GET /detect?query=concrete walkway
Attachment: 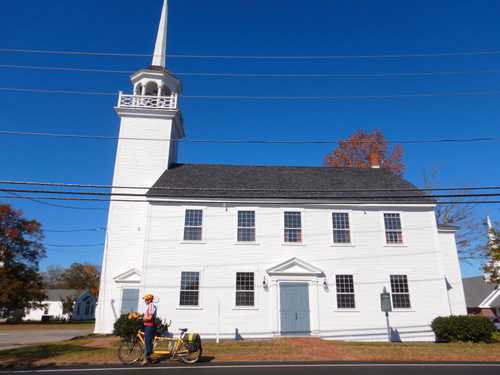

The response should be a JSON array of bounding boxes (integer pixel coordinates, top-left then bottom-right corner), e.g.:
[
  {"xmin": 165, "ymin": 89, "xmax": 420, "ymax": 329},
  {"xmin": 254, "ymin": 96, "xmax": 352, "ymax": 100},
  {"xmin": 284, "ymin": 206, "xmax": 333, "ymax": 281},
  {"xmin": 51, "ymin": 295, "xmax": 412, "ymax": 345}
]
[{"xmin": 0, "ymin": 329, "xmax": 93, "ymax": 350}]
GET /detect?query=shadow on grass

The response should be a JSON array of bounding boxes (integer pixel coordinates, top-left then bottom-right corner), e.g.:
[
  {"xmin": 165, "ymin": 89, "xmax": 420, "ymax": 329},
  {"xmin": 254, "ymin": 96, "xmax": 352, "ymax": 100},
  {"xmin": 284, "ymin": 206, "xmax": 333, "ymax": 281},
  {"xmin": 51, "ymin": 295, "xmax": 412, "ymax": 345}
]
[{"xmin": 0, "ymin": 342, "xmax": 102, "ymax": 366}]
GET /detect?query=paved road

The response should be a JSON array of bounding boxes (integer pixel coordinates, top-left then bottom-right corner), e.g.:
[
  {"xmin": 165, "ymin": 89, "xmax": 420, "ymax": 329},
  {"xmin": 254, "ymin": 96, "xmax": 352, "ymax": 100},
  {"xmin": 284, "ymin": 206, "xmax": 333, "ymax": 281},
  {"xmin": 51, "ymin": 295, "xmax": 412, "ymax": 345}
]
[
  {"xmin": 0, "ymin": 329, "xmax": 93, "ymax": 350},
  {"xmin": 1, "ymin": 363, "xmax": 500, "ymax": 375}
]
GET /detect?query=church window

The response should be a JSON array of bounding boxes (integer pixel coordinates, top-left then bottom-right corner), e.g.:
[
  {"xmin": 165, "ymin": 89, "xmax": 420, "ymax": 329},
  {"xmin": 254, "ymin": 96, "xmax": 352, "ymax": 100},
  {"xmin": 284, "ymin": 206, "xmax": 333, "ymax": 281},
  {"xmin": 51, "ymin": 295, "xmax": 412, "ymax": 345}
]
[
  {"xmin": 179, "ymin": 272, "xmax": 200, "ymax": 306},
  {"xmin": 237, "ymin": 211, "xmax": 255, "ymax": 242},
  {"xmin": 336, "ymin": 275, "xmax": 356, "ymax": 309},
  {"xmin": 120, "ymin": 288, "xmax": 139, "ymax": 315},
  {"xmin": 384, "ymin": 213, "xmax": 403, "ymax": 244},
  {"xmin": 390, "ymin": 275, "xmax": 411, "ymax": 309},
  {"xmin": 184, "ymin": 210, "xmax": 203, "ymax": 241},
  {"xmin": 235, "ymin": 272, "xmax": 255, "ymax": 307},
  {"xmin": 332, "ymin": 213, "xmax": 351, "ymax": 243},
  {"xmin": 284, "ymin": 211, "xmax": 302, "ymax": 242}
]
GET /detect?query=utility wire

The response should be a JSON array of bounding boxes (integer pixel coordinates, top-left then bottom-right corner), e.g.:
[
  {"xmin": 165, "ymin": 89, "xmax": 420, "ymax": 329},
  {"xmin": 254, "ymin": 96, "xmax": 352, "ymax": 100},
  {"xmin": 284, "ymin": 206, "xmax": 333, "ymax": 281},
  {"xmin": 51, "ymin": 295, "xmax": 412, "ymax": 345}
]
[
  {"xmin": 44, "ymin": 227, "xmax": 106, "ymax": 232},
  {"xmin": 0, "ymin": 130, "xmax": 499, "ymax": 145},
  {"xmin": 1, "ymin": 187, "xmax": 500, "ymax": 200},
  {"xmin": 2, "ymin": 87, "xmax": 499, "ymax": 99},
  {"xmin": 3, "ymin": 190, "xmax": 107, "ymax": 210},
  {"xmin": 1, "ymin": 194, "xmax": 499, "ymax": 205},
  {"xmin": 1, "ymin": 180, "xmax": 500, "ymax": 193},
  {"xmin": 1, "ymin": 48, "xmax": 500, "ymax": 59},
  {"xmin": 2, "ymin": 64, "xmax": 500, "ymax": 78}
]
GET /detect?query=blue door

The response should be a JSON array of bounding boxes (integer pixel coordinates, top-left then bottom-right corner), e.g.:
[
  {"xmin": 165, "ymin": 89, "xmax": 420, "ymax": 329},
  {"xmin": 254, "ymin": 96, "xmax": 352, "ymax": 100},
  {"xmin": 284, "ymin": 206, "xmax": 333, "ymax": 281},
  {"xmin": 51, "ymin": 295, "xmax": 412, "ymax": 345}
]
[{"xmin": 280, "ymin": 282, "xmax": 311, "ymax": 335}]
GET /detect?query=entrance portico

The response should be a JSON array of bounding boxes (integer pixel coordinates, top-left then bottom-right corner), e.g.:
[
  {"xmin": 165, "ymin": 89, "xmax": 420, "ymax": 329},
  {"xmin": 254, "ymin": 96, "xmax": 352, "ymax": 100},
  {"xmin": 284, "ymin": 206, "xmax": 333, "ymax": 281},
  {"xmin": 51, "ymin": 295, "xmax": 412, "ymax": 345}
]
[{"xmin": 266, "ymin": 257, "xmax": 325, "ymax": 337}]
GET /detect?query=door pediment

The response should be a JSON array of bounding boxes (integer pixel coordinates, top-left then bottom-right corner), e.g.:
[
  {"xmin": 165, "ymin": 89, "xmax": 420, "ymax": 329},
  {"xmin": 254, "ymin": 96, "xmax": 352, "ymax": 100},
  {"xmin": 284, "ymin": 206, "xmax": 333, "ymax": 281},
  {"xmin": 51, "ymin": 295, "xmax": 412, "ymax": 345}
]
[
  {"xmin": 267, "ymin": 257, "xmax": 324, "ymax": 276},
  {"xmin": 114, "ymin": 268, "xmax": 142, "ymax": 284}
]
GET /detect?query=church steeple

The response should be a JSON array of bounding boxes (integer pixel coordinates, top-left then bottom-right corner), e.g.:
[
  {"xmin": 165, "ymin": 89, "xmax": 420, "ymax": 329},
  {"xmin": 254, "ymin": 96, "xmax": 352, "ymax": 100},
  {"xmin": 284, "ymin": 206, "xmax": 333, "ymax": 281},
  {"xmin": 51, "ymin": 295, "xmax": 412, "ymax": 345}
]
[
  {"xmin": 152, "ymin": 0, "xmax": 168, "ymax": 68},
  {"xmin": 113, "ymin": 0, "xmax": 184, "ymax": 187}
]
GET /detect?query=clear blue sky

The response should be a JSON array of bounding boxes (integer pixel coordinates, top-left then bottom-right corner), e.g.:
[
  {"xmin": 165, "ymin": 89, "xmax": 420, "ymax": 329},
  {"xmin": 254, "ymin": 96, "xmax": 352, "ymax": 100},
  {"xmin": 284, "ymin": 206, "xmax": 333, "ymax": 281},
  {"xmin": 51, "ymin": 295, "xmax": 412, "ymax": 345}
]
[{"xmin": 0, "ymin": 0, "xmax": 498, "ymax": 278}]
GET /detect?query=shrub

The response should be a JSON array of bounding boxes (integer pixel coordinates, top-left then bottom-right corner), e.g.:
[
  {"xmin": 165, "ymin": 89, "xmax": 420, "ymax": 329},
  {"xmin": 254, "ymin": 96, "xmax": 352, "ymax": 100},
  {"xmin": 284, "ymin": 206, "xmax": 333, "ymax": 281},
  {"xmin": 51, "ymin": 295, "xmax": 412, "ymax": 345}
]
[
  {"xmin": 112, "ymin": 314, "xmax": 168, "ymax": 339},
  {"xmin": 113, "ymin": 314, "xmax": 144, "ymax": 339},
  {"xmin": 6, "ymin": 311, "xmax": 25, "ymax": 323},
  {"xmin": 431, "ymin": 315, "xmax": 496, "ymax": 343}
]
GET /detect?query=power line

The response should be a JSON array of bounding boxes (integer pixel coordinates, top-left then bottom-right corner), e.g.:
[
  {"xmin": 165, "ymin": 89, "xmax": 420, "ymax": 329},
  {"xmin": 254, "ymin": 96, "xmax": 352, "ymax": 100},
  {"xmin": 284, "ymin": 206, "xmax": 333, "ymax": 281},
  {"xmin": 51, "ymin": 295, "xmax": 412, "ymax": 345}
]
[
  {"xmin": 1, "ymin": 187, "xmax": 500, "ymax": 201},
  {"xmin": 4, "ymin": 86, "xmax": 500, "ymax": 99},
  {"xmin": 0, "ymin": 130, "xmax": 499, "ymax": 145},
  {"xmin": 1, "ymin": 194, "xmax": 499, "ymax": 205},
  {"xmin": 3, "ymin": 190, "xmax": 107, "ymax": 210},
  {"xmin": 2, "ymin": 64, "xmax": 500, "ymax": 78},
  {"xmin": 1, "ymin": 48, "xmax": 500, "ymax": 59},
  {"xmin": 44, "ymin": 227, "xmax": 106, "ymax": 233},
  {"xmin": 2, "ymin": 179, "xmax": 500, "ymax": 193},
  {"xmin": 2, "ymin": 87, "xmax": 500, "ymax": 99}
]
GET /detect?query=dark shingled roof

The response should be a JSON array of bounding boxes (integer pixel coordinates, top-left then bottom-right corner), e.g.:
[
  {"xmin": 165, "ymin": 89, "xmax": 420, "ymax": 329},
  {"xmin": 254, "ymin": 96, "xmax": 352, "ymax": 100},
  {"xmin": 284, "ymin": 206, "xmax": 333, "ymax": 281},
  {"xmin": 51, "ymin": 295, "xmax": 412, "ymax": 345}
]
[
  {"xmin": 147, "ymin": 164, "xmax": 435, "ymax": 203},
  {"xmin": 462, "ymin": 276, "xmax": 499, "ymax": 308}
]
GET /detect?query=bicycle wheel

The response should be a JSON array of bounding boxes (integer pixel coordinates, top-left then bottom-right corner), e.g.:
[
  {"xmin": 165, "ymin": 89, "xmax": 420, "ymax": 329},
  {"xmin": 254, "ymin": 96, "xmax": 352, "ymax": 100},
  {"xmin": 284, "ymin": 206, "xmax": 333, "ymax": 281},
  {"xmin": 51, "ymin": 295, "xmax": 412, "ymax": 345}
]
[
  {"xmin": 118, "ymin": 340, "xmax": 143, "ymax": 364},
  {"xmin": 179, "ymin": 341, "xmax": 202, "ymax": 363}
]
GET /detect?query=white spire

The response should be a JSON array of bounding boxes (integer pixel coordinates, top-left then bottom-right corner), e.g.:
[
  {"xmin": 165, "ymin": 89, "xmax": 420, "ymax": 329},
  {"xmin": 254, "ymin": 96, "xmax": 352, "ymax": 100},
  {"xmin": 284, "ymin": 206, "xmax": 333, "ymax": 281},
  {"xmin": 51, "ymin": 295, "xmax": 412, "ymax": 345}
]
[
  {"xmin": 487, "ymin": 215, "xmax": 495, "ymax": 244},
  {"xmin": 152, "ymin": 0, "xmax": 168, "ymax": 67}
]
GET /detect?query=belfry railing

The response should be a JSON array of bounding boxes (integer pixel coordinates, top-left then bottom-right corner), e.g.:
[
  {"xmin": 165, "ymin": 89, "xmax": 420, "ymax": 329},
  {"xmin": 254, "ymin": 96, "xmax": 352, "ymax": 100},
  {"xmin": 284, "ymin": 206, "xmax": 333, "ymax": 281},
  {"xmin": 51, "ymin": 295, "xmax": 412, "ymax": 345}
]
[{"xmin": 117, "ymin": 92, "xmax": 178, "ymax": 109}]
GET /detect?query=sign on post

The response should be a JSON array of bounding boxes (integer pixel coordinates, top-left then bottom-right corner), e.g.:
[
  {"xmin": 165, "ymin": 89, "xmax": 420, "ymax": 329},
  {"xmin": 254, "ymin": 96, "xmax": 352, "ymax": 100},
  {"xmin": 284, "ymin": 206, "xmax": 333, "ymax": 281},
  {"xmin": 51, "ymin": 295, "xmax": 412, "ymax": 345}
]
[
  {"xmin": 380, "ymin": 291, "xmax": 392, "ymax": 342},
  {"xmin": 380, "ymin": 292, "xmax": 392, "ymax": 312}
]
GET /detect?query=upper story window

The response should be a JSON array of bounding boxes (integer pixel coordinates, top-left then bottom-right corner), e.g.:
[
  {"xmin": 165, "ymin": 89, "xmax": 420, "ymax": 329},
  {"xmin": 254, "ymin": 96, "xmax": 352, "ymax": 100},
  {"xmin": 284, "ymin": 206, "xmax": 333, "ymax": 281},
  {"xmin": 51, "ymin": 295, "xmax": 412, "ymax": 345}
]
[
  {"xmin": 332, "ymin": 213, "xmax": 351, "ymax": 244},
  {"xmin": 179, "ymin": 271, "xmax": 200, "ymax": 306},
  {"xmin": 384, "ymin": 213, "xmax": 403, "ymax": 244},
  {"xmin": 390, "ymin": 275, "xmax": 411, "ymax": 309},
  {"xmin": 284, "ymin": 211, "xmax": 302, "ymax": 243},
  {"xmin": 237, "ymin": 211, "xmax": 256, "ymax": 242},
  {"xmin": 184, "ymin": 209, "xmax": 203, "ymax": 241},
  {"xmin": 335, "ymin": 275, "xmax": 356, "ymax": 309},
  {"xmin": 235, "ymin": 272, "xmax": 255, "ymax": 307}
]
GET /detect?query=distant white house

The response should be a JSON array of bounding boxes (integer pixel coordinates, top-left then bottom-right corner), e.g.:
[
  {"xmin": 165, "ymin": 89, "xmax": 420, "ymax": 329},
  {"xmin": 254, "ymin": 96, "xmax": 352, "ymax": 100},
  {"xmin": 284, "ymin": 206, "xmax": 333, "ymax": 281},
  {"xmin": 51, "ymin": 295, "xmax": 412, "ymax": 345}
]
[
  {"xmin": 94, "ymin": 0, "xmax": 467, "ymax": 341},
  {"xmin": 24, "ymin": 290, "xmax": 97, "ymax": 321}
]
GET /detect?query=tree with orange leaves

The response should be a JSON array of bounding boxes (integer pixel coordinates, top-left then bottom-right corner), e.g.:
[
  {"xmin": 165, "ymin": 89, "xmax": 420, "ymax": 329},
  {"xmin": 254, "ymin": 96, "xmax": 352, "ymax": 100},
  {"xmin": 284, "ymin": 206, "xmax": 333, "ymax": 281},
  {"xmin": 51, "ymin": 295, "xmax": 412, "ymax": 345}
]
[
  {"xmin": 61, "ymin": 262, "xmax": 100, "ymax": 297},
  {"xmin": 0, "ymin": 203, "xmax": 47, "ymax": 314},
  {"xmin": 323, "ymin": 129, "xmax": 405, "ymax": 176}
]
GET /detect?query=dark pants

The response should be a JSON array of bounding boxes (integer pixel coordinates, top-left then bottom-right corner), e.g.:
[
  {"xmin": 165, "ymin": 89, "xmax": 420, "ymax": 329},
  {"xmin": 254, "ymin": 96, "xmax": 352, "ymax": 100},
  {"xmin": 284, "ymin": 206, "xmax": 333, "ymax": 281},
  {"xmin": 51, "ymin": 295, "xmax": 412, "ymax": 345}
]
[{"xmin": 144, "ymin": 325, "xmax": 156, "ymax": 358}]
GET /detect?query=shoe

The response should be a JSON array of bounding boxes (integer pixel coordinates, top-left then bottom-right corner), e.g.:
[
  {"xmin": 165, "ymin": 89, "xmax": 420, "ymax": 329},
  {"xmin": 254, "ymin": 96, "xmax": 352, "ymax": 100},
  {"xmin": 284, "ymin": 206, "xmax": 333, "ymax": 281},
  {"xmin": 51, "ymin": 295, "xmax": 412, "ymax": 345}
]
[{"xmin": 141, "ymin": 358, "xmax": 151, "ymax": 365}]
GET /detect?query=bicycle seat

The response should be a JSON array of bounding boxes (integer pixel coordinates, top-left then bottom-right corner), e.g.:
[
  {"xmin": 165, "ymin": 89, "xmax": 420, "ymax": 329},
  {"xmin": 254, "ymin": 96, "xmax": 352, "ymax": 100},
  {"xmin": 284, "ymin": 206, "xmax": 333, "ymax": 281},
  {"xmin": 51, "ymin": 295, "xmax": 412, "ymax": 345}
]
[{"xmin": 179, "ymin": 328, "xmax": 188, "ymax": 333}]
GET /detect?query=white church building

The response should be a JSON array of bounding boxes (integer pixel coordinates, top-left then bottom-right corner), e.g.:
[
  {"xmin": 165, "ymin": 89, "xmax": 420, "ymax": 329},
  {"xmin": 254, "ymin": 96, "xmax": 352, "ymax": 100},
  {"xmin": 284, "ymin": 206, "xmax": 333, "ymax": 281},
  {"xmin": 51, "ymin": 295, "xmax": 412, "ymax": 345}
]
[{"xmin": 95, "ymin": 0, "xmax": 467, "ymax": 341}]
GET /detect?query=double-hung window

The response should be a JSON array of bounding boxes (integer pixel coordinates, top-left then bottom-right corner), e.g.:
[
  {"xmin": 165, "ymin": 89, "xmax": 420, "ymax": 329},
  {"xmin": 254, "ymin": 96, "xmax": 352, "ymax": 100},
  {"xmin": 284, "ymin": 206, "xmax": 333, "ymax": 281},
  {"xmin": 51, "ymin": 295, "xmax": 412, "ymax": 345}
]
[
  {"xmin": 332, "ymin": 213, "xmax": 351, "ymax": 244},
  {"xmin": 384, "ymin": 213, "xmax": 403, "ymax": 244},
  {"xmin": 237, "ymin": 211, "xmax": 256, "ymax": 242},
  {"xmin": 336, "ymin": 275, "xmax": 356, "ymax": 309},
  {"xmin": 179, "ymin": 271, "xmax": 200, "ymax": 306},
  {"xmin": 284, "ymin": 211, "xmax": 302, "ymax": 243},
  {"xmin": 235, "ymin": 272, "xmax": 255, "ymax": 307},
  {"xmin": 390, "ymin": 275, "xmax": 411, "ymax": 309},
  {"xmin": 184, "ymin": 209, "xmax": 203, "ymax": 241}
]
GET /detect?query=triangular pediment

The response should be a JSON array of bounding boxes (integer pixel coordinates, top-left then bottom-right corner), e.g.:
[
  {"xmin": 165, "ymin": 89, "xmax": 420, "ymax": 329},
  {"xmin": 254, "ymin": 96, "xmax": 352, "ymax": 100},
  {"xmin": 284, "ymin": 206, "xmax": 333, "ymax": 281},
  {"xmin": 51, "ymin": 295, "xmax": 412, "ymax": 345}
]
[
  {"xmin": 114, "ymin": 268, "xmax": 142, "ymax": 284},
  {"xmin": 267, "ymin": 257, "xmax": 324, "ymax": 276}
]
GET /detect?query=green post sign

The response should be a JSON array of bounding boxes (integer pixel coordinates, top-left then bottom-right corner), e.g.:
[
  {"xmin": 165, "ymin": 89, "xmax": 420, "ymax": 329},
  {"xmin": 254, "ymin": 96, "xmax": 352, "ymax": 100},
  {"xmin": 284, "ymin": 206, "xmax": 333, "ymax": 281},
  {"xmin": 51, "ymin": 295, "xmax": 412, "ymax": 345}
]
[{"xmin": 380, "ymin": 292, "xmax": 392, "ymax": 312}]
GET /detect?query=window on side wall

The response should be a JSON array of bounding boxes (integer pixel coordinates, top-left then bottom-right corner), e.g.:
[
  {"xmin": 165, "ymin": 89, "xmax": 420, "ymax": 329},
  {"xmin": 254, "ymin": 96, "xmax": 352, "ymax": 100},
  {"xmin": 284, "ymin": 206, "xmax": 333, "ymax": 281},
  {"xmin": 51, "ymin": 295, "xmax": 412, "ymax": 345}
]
[
  {"xmin": 336, "ymin": 275, "xmax": 356, "ymax": 309},
  {"xmin": 332, "ymin": 213, "xmax": 351, "ymax": 244},
  {"xmin": 390, "ymin": 275, "xmax": 411, "ymax": 308},
  {"xmin": 179, "ymin": 272, "xmax": 200, "ymax": 306},
  {"xmin": 120, "ymin": 288, "xmax": 139, "ymax": 315},
  {"xmin": 284, "ymin": 211, "xmax": 302, "ymax": 243},
  {"xmin": 237, "ymin": 211, "xmax": 256, "ymax": 242},
  {"xmin": 235, "ymin": 272, "xmax": 255, "ymax": 307},
  {"xmin": 184, "ymin": 209, "xmax": 203, "ymax": 241},
  {"xmin": 384, "ymin": 213, "xmax": 403, "ymax": 244}
]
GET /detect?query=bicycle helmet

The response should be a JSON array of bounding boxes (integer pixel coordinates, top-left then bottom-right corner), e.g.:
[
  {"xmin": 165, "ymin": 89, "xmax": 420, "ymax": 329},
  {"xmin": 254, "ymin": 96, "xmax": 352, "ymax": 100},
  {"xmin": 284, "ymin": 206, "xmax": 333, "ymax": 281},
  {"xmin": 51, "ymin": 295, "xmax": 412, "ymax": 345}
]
[{"xmin": 143, "ymin": 294, "xmax": 154, "ymax": 301}]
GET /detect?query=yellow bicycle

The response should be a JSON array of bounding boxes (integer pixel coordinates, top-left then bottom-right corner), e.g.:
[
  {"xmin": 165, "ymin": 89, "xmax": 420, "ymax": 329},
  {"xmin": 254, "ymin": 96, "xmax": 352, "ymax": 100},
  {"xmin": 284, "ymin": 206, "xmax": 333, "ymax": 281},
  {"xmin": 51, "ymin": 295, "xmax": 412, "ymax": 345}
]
[{"xmin": 118, "ymin": 321, "xmax": 202, "ymax": 364}]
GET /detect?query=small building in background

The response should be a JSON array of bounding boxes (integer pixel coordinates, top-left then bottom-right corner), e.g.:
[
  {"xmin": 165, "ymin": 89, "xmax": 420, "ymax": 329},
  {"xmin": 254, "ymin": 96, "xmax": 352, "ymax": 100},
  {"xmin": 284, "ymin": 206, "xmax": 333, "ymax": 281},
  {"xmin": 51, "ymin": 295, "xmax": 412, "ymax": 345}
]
[
  {"xmin": 24, "ymin": 289, "xmax": 96, "ymax": 321},
  {"xmin": 462, "ymin": 276, "xmax": 500, "ymax": 317}
]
